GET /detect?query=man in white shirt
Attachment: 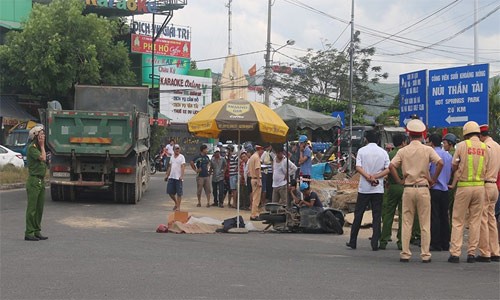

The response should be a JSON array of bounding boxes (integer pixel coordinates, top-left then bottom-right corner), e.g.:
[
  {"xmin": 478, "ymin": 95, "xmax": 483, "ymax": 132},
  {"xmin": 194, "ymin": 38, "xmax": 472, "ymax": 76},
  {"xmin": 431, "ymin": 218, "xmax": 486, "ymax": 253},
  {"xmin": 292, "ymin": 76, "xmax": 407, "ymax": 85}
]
[
  {"xmin": 346, "ymin": 130, "xmax": 390, "ymax": 251},
  {"xmin": 165, "ymin": 144, "xmax": 185, "ymax": 211},
  {"xmin": 164, "ymin": 139, "xmax": 175, "ymax": 171},
  {"xmin": 272, "ymin": 148, "xmax": 297, "ymax": 205}
]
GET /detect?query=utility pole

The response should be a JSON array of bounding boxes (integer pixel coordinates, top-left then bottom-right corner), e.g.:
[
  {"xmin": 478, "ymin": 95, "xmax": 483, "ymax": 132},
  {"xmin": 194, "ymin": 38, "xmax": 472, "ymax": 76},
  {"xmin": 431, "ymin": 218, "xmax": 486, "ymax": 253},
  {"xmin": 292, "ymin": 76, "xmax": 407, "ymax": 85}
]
[
  {"xmin": 264, "ymin": 0, "xmax": 272, "ymax": 106},
  {"xmin": 226, "ymin": 0, "xmax": 232, "ymax": 55},
  {"xmin": 347, "ymin": 0, "xmax": 354, "ymax": 173},
  {"xmin": 474, "ymin": 0, "xmax": 478, "ymax": 64}
]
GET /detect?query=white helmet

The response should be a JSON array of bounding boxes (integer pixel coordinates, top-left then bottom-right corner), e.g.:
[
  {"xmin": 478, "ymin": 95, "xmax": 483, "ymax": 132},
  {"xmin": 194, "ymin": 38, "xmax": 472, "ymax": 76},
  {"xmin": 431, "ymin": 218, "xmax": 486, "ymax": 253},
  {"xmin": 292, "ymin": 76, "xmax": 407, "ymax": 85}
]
[{"xmin": 29, "ymin": 124, "xmax": 44, "ymax": 140}]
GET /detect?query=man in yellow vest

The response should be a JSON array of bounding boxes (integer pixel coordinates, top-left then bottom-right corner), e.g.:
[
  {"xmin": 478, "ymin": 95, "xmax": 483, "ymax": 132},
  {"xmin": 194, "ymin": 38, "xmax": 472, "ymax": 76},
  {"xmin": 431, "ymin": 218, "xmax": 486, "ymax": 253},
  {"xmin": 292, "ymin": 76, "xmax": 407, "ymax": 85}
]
[
  {"xmin": 477, "ymin": 124, "xmax": 500, "ymax": 262},
  {"xmin": 448, "ymin": 121, "xmax": 490, "ymax": 263}
]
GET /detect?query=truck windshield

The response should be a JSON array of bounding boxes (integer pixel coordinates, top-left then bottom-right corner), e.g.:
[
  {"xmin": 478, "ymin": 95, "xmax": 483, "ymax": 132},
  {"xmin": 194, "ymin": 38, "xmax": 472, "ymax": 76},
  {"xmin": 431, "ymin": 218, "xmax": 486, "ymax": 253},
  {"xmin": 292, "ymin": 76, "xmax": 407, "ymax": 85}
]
[{"xmin": 5, "ymin": 131, "xmax": 29, "ymax": 147}]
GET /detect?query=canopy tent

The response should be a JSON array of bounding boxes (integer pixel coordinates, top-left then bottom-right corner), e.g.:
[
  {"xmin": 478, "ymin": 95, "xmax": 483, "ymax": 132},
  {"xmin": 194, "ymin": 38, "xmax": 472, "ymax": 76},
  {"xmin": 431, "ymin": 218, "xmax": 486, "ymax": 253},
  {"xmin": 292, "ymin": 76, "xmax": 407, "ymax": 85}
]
[{"xmin": 273, "ymin": 104, "xmax": 341, "ymax": 131}]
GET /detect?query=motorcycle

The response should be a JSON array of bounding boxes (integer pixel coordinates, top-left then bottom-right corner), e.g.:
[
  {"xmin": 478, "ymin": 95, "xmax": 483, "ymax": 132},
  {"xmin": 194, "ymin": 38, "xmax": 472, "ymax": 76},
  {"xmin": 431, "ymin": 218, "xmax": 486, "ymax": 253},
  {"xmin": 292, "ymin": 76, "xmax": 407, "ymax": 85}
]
[{"xmin": 259, "ymin": 203, "xmax": 345, "ymax": 234}]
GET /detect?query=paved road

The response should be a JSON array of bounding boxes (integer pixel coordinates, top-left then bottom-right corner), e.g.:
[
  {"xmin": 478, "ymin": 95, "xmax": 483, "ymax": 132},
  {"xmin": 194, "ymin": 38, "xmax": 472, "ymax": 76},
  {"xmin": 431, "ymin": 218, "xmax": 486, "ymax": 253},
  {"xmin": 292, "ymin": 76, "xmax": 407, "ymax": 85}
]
[{"xmin": 1, "ymin": 171, "xmax": 499, "ymax": 300}]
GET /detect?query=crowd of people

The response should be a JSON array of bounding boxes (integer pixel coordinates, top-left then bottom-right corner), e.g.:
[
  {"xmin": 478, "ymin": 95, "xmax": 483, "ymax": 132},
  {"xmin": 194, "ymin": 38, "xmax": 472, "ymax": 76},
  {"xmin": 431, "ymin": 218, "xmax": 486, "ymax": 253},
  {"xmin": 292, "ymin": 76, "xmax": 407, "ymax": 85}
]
[
  {"xmin": 161, "ymin": 135, "xmax": 321, "ymax": 221},
  {"xmin": 347, "ymin": 119, "xmax": 500, "ymax": 264}
]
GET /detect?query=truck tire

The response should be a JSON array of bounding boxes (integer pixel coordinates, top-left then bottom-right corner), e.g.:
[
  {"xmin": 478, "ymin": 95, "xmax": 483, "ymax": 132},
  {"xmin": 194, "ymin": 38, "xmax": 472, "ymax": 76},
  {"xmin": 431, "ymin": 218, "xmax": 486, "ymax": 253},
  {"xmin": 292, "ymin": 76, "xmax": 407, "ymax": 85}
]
[
  {"xmin": 51, "ymin": 184, "xmax": 62, "ymax": 201},
  {"xmin": 319, "ymin": 210, "xmax": 343, "ymax": 234},
  {"xmin": 63, "ymin": 186, "xmax": 76, "ymax": 202}
]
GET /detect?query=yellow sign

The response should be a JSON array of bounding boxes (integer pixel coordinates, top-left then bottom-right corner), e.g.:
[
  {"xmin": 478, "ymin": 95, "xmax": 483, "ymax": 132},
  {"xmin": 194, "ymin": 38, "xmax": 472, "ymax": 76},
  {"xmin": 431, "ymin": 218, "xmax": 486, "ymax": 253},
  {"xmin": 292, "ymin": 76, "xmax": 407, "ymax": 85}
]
[{"xmin": 226, "ymin": 103, "xmax": 250, "ymax": 116}]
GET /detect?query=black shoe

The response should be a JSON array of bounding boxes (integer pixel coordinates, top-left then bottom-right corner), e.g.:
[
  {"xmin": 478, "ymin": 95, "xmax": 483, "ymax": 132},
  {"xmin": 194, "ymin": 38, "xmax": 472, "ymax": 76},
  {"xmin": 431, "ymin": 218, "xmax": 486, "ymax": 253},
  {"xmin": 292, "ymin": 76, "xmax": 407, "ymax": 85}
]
[
  {"xmin": 24, "ymin": 236, "xmax": 39, "ymax": 241},
  {"xmin": 491, "ymin": 256, "xmax": 500, "ymax": 262},
  {"xmin": 422, "ymin": 259, "xmax": 432, "ymax": 263},
  {"xmin": 399, "ymin": 258, "xmax": 409, "ymax": 262},
  {"xmin": 379, "ymin": 244, "xmax": 387, "ymax": 250},
  {"xmin": 372, "ymin": 246, "xmax": 379, "ymax": 251},
  {"xmin": 35, "ymin": 234, "xmax": 48, "ymax": 240},
  {"xmin": 466, "ymin": 255, "xmax": 475, "ymax": 263},
  {"xmin": 429, "ymin": 246, "xmax": 442, "ymax": 252},
  {"xmin": 475, "ymin": 255, "xmax": 490, "ymax": 263},
  {"xmin": 448, "ymin": 255, "xmax": 459, "ymax": 263},
  {"xmin": 250, "ymin": 216, "xmax": 260, "ymax": 221},
  {"xmin": 211, "ymin": 203, "xmax": 218, "ymax": 206},
  {"xmin": 345, "ymin": 242, "xmax": 356, "ymax": 250}
]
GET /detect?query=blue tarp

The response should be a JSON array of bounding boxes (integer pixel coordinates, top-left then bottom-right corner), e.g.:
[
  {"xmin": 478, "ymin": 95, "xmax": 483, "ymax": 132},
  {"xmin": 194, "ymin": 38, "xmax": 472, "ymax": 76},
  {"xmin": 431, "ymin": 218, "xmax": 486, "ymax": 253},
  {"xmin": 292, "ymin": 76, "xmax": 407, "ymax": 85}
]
[{"xmin": 311, "ymin": 163, "xmax": 333, "ymax": 180}]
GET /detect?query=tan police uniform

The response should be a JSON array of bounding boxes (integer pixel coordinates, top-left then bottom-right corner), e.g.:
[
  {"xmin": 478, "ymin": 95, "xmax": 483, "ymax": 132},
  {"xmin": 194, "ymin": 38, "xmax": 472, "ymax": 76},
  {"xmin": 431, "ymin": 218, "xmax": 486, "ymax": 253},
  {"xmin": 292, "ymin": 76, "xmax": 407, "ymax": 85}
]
[
  {"xmin": 248, "ymin": 147, "xmax": 263, "ymax": 218},
  {"xmin": 478, "ymin": 125, "xmax": 500, "ymax": 259},
  {"xmin": 390, "ymin": 119, "xmax": 442, "ymax": 262},
  {"xmin": 450, "ymin": 122, "xmax": 490, "ymax": 259}
]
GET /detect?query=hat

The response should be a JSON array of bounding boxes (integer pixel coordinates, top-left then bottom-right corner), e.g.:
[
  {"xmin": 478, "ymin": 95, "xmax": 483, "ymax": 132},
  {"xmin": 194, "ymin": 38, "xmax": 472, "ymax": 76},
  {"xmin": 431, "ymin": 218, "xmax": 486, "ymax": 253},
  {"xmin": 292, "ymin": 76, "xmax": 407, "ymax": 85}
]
[
  {"xmin": 174, "ymin": 144, "xmax": 180, "ymax": 149},
  {"xmin": 406, "ymin": 119, "xmax": 426, "ymax": 135},
  {"xmin": 479, "ymin": 124, "xmax": 488, "ymax": 133},
  {"xmin": 298, "ymin": 135, "xmax": 307, "ymax": 143},
  {"xmin": 214, "ymin": 147, "xmax": 220, "ymax": 153},
  {"xmin": 217, "ymin": 142, "xmax": 223, "ymax": 146},
  {"xmin": 255, "ymin": 144, "xmax": 263, "ymax": 150},
  {"xmin": 299, "ymin": 182, "xmax": 309, "ymax": 191}
]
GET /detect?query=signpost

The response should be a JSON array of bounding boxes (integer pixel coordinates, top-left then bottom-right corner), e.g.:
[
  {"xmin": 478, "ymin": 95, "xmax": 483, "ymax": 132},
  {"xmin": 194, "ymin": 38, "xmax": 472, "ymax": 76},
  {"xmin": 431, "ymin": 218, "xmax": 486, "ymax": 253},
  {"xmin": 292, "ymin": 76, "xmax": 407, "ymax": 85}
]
[
  {"xmin": 399, "ymin": 70, "xmax": 427, "ymax": 127},
  {"xmin": 428, "ymin": 64, "xmax": 489, "ymax": 128},
  {"xmin": 331, "ymin": 111, "xmax": 345, "ymax": 128}
]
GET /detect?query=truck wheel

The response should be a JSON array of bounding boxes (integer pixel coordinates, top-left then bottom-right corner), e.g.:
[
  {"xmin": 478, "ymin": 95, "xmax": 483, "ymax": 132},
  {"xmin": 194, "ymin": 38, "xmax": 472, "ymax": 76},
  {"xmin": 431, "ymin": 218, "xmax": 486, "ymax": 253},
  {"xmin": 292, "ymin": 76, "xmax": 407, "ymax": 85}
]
[
  {"xmin": 113, "ymin": 182, "xmax": 125, "ymax": 203},
  {"xmin": 62, "ymin": 186, "xmax": 76, "ymax": 202},
  {"xmin": 51, "ymin": 184, "xmax": 62, "ymax": 201},
  {"xmin": 126, "ymin": 182, "xmax": 139, "ymax": 204},
  {"xmin": 319, "ymin": 210, "xmax": 343, "ymax": 234}
]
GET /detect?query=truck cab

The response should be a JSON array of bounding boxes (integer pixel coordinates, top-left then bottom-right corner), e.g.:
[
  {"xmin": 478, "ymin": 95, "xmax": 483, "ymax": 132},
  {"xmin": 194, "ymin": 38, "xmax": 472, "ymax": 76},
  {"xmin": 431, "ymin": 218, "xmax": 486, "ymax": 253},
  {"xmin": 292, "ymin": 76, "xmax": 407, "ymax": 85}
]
[{"xmin": 4, "ymin": 120, "xmax": 38, "ymax": 165}]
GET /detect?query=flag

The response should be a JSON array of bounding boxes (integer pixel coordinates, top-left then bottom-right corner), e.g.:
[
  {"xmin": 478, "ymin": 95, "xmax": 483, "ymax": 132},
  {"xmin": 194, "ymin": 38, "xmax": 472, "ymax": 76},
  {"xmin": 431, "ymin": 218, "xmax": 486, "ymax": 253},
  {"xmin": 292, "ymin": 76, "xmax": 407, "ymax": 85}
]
[{"xmin": 248, "ymin": 64, "xmax": 257, "ymax": 77}]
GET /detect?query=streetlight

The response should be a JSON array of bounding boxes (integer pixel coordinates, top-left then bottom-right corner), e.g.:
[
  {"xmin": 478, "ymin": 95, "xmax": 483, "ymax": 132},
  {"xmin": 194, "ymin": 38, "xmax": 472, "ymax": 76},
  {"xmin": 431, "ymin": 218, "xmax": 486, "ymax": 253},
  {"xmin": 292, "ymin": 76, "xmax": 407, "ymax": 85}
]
[{"xmin": 264, "ymin": 39, "xmax": 295, "ymax": 106}]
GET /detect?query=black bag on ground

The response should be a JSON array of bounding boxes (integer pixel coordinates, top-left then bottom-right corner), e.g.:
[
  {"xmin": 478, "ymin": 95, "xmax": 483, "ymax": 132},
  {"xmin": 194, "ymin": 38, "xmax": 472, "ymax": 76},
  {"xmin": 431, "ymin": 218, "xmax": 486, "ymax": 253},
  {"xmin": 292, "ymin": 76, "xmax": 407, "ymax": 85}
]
[{"xmin": 221, "ymin": 216, "xmax": 245, "ymax": 232}]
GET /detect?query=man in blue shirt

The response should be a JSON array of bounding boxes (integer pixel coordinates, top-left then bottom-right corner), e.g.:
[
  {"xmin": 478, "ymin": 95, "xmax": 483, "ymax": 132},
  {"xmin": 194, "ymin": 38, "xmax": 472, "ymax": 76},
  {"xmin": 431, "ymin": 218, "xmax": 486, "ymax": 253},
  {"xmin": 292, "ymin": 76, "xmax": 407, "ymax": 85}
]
[
  {"xmin": 298, "ymin": 135, "xmax": 312, "ymax": 188},
  {"xmin": 429, "ymin": 134, "xmax": 453, "ymax": 251}
]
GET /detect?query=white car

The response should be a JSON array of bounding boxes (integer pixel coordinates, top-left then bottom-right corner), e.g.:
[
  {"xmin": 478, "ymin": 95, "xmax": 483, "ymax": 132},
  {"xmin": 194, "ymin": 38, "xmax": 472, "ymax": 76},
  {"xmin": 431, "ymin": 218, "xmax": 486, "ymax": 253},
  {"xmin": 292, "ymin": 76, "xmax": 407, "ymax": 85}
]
[{"xmin": 0, "ymin": 145, "xmax": 25, "ymax": 168}]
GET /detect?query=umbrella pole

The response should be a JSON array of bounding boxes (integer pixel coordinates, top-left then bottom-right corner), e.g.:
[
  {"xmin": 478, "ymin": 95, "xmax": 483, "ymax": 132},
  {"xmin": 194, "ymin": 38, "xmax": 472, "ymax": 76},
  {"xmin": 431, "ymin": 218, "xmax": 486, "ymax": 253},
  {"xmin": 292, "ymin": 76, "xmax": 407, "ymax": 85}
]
[{"xmin": 237, "ymin": 130, "xmax": 240, "ymax": 228}]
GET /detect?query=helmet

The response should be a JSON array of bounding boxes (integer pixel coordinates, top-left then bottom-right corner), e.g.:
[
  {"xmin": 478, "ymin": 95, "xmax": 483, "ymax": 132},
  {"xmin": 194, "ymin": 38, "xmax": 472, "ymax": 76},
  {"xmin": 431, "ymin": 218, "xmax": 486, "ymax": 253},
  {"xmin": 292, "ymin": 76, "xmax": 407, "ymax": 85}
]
[
  {"xmin": 28, "ymin": 124, "xmax": 44, "ymax": 140},
  {"xmin": 156, "ymin": 224, "xmax": 168, "ymax": 233},
  {"xmin": 462, "ymin": 121, "xmax": 480, "ymax": 136},
  {"xmin": 298, "ymin": 135, "xmax": 307, "ymax": 143},
  {"xmin": 299, "ymin": 182, "xmax": 309, "ymax": 191},
  {"xmin": 443, "ymin": 133, "xmax": 457, "ymax": 145}
]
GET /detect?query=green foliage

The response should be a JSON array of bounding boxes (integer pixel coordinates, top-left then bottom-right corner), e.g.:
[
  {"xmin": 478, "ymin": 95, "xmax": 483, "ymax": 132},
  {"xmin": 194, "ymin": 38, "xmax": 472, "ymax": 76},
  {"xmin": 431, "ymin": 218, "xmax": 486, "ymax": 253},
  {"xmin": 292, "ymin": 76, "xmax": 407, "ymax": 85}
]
[
  {"xmin": 375, "ymin": 94, "xmax": 400, "ymax": 125},
  {"xmin": 274, "ymin": 31, "xmax": 388, "ymax": 124},
  {"xmin": 489, "ymin": 76, "xmax": 500, "ymax": 141},
  {"xmin": 150, "ymin": 124, "xmax": 169, "ymax": 157},
  {"xmin": 0, "ymin": 0, "xmax": 136, "ymax": 105}
]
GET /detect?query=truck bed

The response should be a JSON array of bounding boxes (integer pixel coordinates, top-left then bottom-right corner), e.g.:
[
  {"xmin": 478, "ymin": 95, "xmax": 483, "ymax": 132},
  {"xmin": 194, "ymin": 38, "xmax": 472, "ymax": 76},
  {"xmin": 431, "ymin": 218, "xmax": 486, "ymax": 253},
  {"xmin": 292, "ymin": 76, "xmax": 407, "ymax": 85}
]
[{"xmin": 47, "ymin": 110, "xmax": 135, "ymax": 157}]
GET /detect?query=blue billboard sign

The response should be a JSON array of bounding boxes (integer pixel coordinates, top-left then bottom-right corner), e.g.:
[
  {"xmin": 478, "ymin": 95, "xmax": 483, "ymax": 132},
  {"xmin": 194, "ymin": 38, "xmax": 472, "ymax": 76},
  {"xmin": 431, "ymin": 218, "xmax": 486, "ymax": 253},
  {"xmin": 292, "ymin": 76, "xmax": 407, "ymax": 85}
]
[
  {"xmin": 331, "ymin": 111, "xmax": 345, "ymax": 128},
  {"xmin": 428, "ymin": 64, "xmax": 489, "ymax": 128},
  {"xmin": 399, "ymin": 70, "xmax": 427, "ymax": 127}
]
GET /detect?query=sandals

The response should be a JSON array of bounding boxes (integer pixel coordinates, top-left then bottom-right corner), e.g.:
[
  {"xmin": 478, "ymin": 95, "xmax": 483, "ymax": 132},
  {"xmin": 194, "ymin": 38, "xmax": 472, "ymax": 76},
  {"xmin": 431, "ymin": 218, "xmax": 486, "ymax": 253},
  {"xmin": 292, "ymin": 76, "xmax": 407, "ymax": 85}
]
[
  {"xmin": 196, "ymin": 203, "xmax": 201, "ymax": 207},
  {"xmin": 172, "ymin": 206, "xmax": 177, "ymax": 211},
  {"xmin": 206, "ymin": 203, "xmax": 211, "ymax": 208}
]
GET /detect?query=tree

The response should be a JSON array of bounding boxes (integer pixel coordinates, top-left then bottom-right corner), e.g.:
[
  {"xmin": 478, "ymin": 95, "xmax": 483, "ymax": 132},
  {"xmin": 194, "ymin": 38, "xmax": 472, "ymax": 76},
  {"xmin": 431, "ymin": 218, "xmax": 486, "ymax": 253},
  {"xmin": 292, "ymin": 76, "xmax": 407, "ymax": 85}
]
[
  {"xmin": 0, "ymin": 0, "xmax": 136, "ymax": 107},
  {"xmin": 489, "ymin": 76, "xmax": 500, "ymax": 141},
  {"xmin": 375, "ymin": 94, "xmax": 400, "ymax": 126},
  {"xmin": 273, "ymin": 31, "xmax": 388, "ymax": 124}
]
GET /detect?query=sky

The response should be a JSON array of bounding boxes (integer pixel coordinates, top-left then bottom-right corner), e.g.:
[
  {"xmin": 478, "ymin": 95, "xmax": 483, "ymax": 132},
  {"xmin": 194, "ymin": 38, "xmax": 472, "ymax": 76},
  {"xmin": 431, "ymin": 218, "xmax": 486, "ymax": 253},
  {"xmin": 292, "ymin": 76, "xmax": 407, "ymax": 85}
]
[{"xmin": 133, "ymin": 0, "xmax": 500, "ymax": 85}]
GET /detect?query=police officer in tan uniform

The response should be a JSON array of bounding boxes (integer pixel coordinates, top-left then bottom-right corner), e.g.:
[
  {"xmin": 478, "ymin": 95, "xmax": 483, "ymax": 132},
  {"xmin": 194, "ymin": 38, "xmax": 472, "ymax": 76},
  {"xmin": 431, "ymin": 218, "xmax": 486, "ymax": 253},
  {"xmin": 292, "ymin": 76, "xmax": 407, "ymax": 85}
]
[
  {"xmin": 477, "ymin": 124, "xmax": 500, "ymax": 262},
  {"xmin": 448, "ymin": 121, "xmax": 490, "ymax": 263},
  {"xmin": 389, "ymin": 119, "xmax": 443, "ymax": 263}
]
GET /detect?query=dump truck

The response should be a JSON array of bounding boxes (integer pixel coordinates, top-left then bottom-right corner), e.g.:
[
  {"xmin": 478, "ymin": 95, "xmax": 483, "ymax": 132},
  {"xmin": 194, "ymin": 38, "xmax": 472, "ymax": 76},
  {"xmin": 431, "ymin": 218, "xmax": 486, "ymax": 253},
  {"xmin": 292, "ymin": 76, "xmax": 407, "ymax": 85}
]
[{"xmin": 42, "ymin": 85, "xmax": 151, "ymax": 204}]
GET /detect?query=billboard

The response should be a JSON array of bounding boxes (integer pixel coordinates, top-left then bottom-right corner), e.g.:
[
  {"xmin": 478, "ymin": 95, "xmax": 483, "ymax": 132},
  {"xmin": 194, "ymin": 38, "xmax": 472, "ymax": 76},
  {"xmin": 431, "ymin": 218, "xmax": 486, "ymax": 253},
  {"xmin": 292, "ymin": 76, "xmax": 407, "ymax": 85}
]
[
  {"xmin": 131, "ymin": 34, "xmax": 190, "ymax": 58},
  {"xmin": 141, "ymin": 54, "xmax": 190, "ymax": 86},
  {"xmin": 159, "ymin": 73, "xmax": 212, "ymax": 124},
  {"xmin": 130, "ymin": 21, "xmax": 191, "ymax": 42},
  {"xmin": 428, "ymin": 64, "xmax": 489, "ymax": 127},
  {"xmin": 399, "ymin": 70, "xmax": 427, "ymax": 126}
]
